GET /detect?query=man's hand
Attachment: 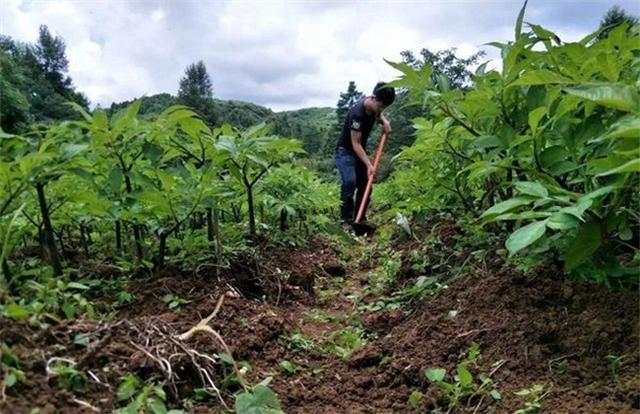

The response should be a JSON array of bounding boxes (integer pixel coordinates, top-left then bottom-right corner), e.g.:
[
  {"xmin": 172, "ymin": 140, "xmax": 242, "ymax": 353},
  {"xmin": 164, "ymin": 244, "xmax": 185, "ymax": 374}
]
[
  {"xmin": 367, "ymin": 163, "xmax": 375, "ymax": 180},
  {"xmin": 380, "ymin": 115, "xmax": 392, "ymax": 135}
]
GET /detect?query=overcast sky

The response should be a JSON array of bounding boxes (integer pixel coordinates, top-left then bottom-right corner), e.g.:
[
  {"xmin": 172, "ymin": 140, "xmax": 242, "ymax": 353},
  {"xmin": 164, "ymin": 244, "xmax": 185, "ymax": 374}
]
[{"xmin": 2, "ymin": 0, "xmax": 637, "ymax": 111}]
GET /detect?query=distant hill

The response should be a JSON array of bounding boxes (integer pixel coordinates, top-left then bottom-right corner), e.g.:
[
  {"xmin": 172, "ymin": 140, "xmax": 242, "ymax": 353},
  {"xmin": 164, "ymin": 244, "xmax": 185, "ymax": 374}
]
[
  {"xmin": 107, "ymin": 94, "xmax": 336, "ymax": 156},
  {"xmin": 273, "ymin": 107, "xmax": 336, "ymax": 155}
]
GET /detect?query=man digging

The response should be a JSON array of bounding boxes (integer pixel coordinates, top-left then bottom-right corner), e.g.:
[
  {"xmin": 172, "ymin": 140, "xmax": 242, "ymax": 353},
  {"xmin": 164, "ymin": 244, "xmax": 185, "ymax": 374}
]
[{"xmin": 334, "ymin": 82, "xmax": 396, "ymax": 233}]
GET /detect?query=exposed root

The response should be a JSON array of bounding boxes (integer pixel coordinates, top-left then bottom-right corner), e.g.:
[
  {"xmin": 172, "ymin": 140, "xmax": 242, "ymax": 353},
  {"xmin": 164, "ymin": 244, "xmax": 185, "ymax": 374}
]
[
  {"xmin": 72, "ymin": 398, "xmax": 100, "ymax": 412},
  {"xmin": 177, "ymin": 290, "xmax": 237, "ymax": 341},
  {"xmin": 176, "ymin": 290, "xmax": 247, "ymax": 391}
]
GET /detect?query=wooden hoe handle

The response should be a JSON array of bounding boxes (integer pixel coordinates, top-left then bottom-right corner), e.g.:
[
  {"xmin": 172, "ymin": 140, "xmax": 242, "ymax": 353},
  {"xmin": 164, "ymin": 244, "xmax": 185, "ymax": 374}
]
[{"xmin": 355, "ymin": 131, "xmax": 388, "ymax": 224}]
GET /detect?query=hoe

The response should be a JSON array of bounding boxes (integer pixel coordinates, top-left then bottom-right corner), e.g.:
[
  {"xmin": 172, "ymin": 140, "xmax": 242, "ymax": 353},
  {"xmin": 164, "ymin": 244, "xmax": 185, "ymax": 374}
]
[{"xmin": 352, "ymin": 131, "xmax": 389, "ymax": 237}]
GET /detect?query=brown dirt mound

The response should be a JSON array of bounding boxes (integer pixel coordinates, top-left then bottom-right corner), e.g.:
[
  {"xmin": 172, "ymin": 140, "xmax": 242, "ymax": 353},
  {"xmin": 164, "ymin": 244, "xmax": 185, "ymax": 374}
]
[
  {"xmin": 0, "ymin": 289, "xmax": 291, "ymax": 413},
  {"xmin": 2, "ymin": 232, "xmax": 638, "ymax": 413},
  {"xmin": 274, "ymin": 267, "xmax": 639, "ymax": 413}
]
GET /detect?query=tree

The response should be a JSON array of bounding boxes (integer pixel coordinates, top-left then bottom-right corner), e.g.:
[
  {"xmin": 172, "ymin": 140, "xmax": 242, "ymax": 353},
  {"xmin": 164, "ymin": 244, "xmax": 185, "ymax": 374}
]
[
  {"xmin": 34, "ymin": 25, "xmax": 70, "ymax": 95},
  {"xmin": 597, "ymin": 5, "xmax": 639, "ymax": 41},
  {"xmin": 400, "ymin": 48, "xmax": 485, "ymax": 90},
  {"xmin": 215, "ymin": 123, "xmax": 304, "ymax": 237},
  {"xmin": 336, "ymin": 81, "xmax": 364, "ymax": 126},
  {"xmin": 0, "ymin": 50, "xmax": 32, "ymax": 132},
  {"xmin": 178, "ymin": 61, "xmax": 215, "ymax": 124},
  {"xmin": 0, "ymin": 30, "xmax": 89, "ymax": 128}
]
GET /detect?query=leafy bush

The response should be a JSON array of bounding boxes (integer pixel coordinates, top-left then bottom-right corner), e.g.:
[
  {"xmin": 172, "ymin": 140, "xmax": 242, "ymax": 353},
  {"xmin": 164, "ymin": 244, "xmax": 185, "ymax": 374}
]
[{"xmin": 385, "ymin": 3, "xmax": 639, "ymax": 285}]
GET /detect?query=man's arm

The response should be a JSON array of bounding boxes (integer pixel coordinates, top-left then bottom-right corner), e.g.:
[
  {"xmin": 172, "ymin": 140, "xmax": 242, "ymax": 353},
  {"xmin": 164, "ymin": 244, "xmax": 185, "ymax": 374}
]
[
  {"xmin": 350, "ymin": 130, "xmax": 375, "ymax": 178},
  {"xmin": 379, "ymin": 113, "xmax": 392, "ymax": 134}
]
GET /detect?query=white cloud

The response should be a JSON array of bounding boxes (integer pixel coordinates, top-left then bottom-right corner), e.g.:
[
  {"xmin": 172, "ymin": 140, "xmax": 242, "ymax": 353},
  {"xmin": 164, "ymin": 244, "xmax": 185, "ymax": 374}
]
[{"xmin": 2, "ymin": 0, "xmax": 636, "ymax": 111}]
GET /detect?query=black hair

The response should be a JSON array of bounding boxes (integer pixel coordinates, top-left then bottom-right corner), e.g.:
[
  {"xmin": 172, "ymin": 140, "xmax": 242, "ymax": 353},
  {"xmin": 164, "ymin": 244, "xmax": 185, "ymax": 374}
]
[{"xmin": 372, "ymin": 81, "xmax": 396, "ymax": 106}]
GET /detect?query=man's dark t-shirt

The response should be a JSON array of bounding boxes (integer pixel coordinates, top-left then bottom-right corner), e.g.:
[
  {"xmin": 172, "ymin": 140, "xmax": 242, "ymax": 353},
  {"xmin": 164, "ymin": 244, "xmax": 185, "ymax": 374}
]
[{"xmin": 336, "ymin": 98, "xmax": 377, "ymax": 152}]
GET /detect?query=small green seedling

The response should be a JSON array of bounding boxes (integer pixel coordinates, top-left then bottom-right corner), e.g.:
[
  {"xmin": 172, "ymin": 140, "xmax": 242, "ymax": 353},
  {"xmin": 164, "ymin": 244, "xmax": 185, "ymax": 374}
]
[
  {"xmin": 115, "ymin": 291, "xmax": 134, "ymax": 306},
  {"xmin": 161, "ymin": 294, "xmax": 191, "ymax": 310},
  {"xmin": 235, "ymin": 378, "xmax": 284, "ymax": 414},
  {"xmin": 408, "ymin": 389, "xmax": 424, "ymax": 408},
  {"xmin": 286, "ymin": 333, "xmax": 315, "ymax": 352},
  {"xmin": 605, "ymin": 354, "xmax": 626, "ymax": 382},
  {"xmin": 424, "ymin": 344, "xmax": 501, "ymax": 411},
  {"xmin": 323, "ymin": 326, "xmax": 368, "ymax": 359},
  {"xmin": 1, "ymin": 343, "xmax": 26, "ymax": 390},
  {"xmin": 513, "ymin": 384, "xmax": 549, "ymax": 414},
  {"xmin": 50, "ymin": 362, "xmax": 87, "ymax": 392},
  {"xmin": 279, "ymin": 360, "xmax": 300, "ymax": 375},
  {"xmin": 303, "ymin": 308, "xmax": 342, "ymax": 323},
  {"xmin": 114, "ymin": 374, "xmax": 185, "ymax": 414}
]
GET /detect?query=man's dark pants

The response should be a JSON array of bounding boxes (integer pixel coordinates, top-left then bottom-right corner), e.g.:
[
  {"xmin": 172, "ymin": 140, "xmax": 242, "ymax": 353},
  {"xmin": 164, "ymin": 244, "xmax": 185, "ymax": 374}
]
[{"xmin": 335, "ymin": 146, "xmax": 370, "ymax": 223}]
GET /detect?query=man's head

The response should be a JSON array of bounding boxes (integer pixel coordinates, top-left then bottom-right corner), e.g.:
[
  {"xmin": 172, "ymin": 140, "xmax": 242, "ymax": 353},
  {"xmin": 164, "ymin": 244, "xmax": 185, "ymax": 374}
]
[{"xmin": 372, "ymin": 81, "xmax": 396, "ymax": 110}]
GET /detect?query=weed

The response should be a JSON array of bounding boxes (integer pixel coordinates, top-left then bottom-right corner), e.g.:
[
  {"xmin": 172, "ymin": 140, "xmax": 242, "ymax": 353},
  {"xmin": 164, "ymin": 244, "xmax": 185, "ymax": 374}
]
[
  {"xmin": 513, "ymin": 384, "xmax": 549, "ymax": 414},
  {"xmin": 303, "ymin": 308, "xmax": 342, "ymax": 323},
  {"xmin": 424, "ymin": 344, "xmax": 501, "ymax": 411},
  {"xmin": 235, "ymin": 378, "xmax": 284, "ymax": 414},
  {"xmin": 114, "ymin": 374, "xmax": 185, "ymax": 414},
  {"xmin": 279, "ymin": 360, "xmax": 300, "ymax": 375},
  {"xmin": 367, "ymin": 249, "xmax": 402, "ymax": 291},
  {"xmin": 285, "ymin": 333, "xmax": 316, "ymax": 352},
  {"xmin": 1, "ymin": 343, "xmax": 26, "ymax": 391},
  {"xmin": 359, "ymin": 276, "xmax": 448, "ymax": 312},
  {"xmin": 408, "ymin": 389, "xmax": 424, "ymax": 408},
  {"xmin": 3, "ymin": 277, "xmax": 97, "ymax": 322},
  {"xmin": 605, "ymin": 354, "xmax": 626, "ymax": 382},
  {"xmin": 115, "ymin": 291, "xmax": 134, "ymax": 307},
  {"xmin": 160, "ymin": 293, "xmax": 191, "ymax": 310},
  {"xmin": 323, "ymin": 326, "xmax": 369, "ymax": 359},
  {"xmin": 216, "ymin": 352, "xmax": 252, "ymax": 391},
  {"xmin": 49, "ymin": 361, "xmax": 87, "ymax": 392}
]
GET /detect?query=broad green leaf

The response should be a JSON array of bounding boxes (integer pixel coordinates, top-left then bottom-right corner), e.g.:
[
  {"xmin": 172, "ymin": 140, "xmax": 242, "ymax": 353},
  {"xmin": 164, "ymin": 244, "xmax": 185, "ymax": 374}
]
[
  {"xmin": 235, "ymin": 385, "xmax": 283, "ymax": 414},
  {"xmin": 473, "ymin": 135, "xmax": 502, "ymax": 149},
  {"xmin": 68, "ymin": 102, "xmax": 92, "ymax": 122},
  {"xmin": 6, "ymin": 372, "xmax": 17, "ymax": 387},
  {"xmin": 491, "ymin": 211, "xmax": 552, "ymax": 222},
  {"xmin": 510, "ymin": 70, "xmax": 574, "ymax": 87},
  {"xmin": 514, "ymin": 181, "xmax": 548, "ymax": 198},
  {"xmin": 564, "ymin": 84, "xmax": 640, "ymax": 112},
  {"xmin": 540, "ymin": 146, "xmax": 576, "ymax": 174},
  {"xmin": 481, "ymin": 197, "xmax": 534, "ymax": 219},
  {"xmin": 142, "ymin": 142, "xmax": 164, "ymax": 162},
  {"xmin": 595, "ymin": 116, "xmax": 640, "ymax": 141},
  {"xmin": 528, "ymin": 23, "xmax": 560, "ymax": 44},
  {"xmin": 108, "ymin": 169, "xmax": 123, "ymax": 195},
  {"xmin": 92, "ymin": 109, "xmax": 108, "ymax": 130},
  {"xmin": 457, "ymin": 365, "xmax": 473, "ymax": 388},
  {"xmin": 596, "ymin": 159, "xmax": 640, "ymax": 177},
  {"xmin": 561, "ymin": 198, "xmax": 593, "ymax": 221},
  {"xmin": 547, "ymin": 212, "xmax": 580, "ymax": 230},
  {"xmin": 409, "ymin": 390, "xmax": 423, "ymax": 408},
  {"xmin": 425, "ymin": 368, "xmax": 447, "ymax": 382},
  {"xmin": 490, "ymin": 389, "xmax": 502, "ymax": 400},
  {"xmin": 60, "ymin": 144, "xmax": 88, "ymax": 159},
  {"xmin": 62, "ymin": 302, "xmax": 75, "ymax": 319},
  {"xmin": 117, "ymin": 375, "xmax": 141, "ymax": 401},
  {"xmin": 4, "ymin": 303, "xmax": 30, "ymax": 320},
  {"xmin": 147, "ymin": 398, "xmax": 167, "ymax": 414},
  {"xmin": 506, "ymin": 220, "xmax": 548, "ymax": 256},
  {"xmin": 579, "ymin": 186, "xmax": 618, "ymax": 204},
  {"xmin": 515, "ymin": 0, "xmax": 528, "ymax": 40},
  {"xmin": 564, "ymin": 220, "xmax": 602, "ymax": 271},
  {"xmin": 67, "ymin": 282, "xmax": 90, "ymax": 290},
  {"xmin": 528, "ymin": 107, "xmax": 547, "ymax": 134}
]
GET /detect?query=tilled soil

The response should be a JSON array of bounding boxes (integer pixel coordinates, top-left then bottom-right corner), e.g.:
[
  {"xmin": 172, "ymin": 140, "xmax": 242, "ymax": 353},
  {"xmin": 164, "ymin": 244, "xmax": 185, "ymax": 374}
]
[{"xmin": 1, "ymin": 233, "xmax": 638, "ymax": 414}]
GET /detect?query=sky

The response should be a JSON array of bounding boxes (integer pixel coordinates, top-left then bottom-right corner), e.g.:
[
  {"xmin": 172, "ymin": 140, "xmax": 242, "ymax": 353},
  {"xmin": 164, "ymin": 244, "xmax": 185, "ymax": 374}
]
[{"xmin": 1, "ymin": 0, "xmax": 638, "ymax": 111}]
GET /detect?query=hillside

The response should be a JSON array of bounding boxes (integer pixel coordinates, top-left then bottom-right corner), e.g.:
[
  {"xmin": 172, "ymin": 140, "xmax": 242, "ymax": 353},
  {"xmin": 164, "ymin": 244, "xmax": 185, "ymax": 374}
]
[{"xmin": 108, "ymin": 94, "xmax": 336, "ymax": 156}]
